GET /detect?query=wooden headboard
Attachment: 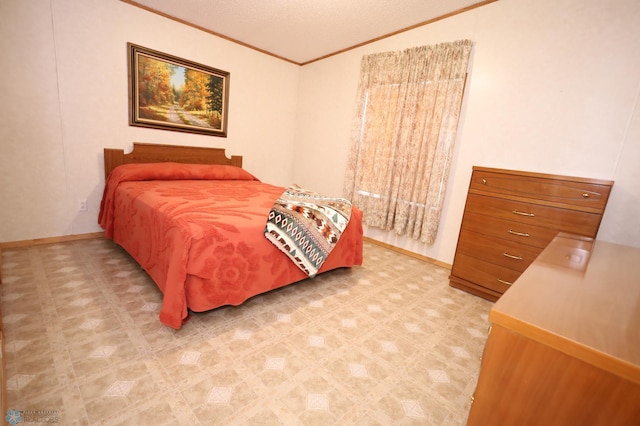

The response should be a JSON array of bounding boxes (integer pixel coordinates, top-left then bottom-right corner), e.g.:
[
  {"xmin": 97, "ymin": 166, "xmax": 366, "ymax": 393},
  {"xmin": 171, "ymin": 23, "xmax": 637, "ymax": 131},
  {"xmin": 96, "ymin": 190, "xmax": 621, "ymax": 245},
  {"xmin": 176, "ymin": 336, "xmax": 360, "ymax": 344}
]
[{"xmin": 104, "ymin": 143, "xmax": 243, "ymax": 179}]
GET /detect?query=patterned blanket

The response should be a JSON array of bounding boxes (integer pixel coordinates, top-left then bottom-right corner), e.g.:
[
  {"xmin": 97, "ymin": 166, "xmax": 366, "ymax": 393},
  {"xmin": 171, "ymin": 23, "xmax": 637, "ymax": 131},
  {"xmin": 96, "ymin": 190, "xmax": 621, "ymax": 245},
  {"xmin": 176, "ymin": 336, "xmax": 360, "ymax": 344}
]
[{"xmin": 264, "ymin": 185, "xmax": 352, "ymax": 277}]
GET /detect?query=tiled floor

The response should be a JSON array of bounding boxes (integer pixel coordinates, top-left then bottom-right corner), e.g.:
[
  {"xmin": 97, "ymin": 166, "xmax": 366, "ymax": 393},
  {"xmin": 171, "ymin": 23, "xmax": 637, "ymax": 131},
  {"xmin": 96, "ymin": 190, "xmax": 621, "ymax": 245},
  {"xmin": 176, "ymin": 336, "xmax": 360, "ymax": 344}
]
[{"xmin": 1, "ymin": 238, "xmax": 492, "ymax": 425}]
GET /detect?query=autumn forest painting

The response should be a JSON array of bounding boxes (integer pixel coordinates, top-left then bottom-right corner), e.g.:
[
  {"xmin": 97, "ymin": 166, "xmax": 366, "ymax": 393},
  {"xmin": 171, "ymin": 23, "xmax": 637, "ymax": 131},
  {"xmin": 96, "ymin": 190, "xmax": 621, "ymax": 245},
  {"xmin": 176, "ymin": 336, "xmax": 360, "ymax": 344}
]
[{"xmin": 129, "ymin": 44, "xmax": 229, "ymax": 136}]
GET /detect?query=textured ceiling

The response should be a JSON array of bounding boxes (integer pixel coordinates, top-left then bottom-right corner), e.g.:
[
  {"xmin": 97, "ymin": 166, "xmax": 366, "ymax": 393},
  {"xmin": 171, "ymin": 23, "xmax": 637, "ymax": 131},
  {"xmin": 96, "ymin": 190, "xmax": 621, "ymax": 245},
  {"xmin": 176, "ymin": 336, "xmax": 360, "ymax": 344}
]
[{"xmin": 123, "ymin": 0, "xmax": 495, "ymax": 64}]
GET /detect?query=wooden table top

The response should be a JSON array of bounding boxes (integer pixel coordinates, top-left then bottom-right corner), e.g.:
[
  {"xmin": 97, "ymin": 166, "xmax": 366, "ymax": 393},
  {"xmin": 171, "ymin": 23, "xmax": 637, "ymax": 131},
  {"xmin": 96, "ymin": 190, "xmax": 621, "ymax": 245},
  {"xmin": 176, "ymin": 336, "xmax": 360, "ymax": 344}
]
[{"xmin": 490, "ymin": 233, "xmax": 640, "ymax": 384}]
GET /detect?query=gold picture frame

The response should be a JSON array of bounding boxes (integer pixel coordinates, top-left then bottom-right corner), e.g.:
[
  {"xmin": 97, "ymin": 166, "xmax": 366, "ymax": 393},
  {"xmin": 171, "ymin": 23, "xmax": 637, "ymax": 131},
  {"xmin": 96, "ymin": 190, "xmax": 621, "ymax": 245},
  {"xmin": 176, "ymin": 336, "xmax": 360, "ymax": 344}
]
[{"xmin": 128, "ymin": 43, "xmax": 230, "ymax": 137}]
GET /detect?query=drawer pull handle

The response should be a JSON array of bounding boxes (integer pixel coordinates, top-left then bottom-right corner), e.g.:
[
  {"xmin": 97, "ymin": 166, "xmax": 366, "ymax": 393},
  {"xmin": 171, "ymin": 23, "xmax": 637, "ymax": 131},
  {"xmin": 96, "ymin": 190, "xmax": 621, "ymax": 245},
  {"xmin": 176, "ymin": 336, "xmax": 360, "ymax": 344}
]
[
  {"xmin": 512, "ymin": 210, "xmax": 535, "ymax": 217},
  {"xmin": 497, "ymin": 278, "xmax": 513, "ymax": 286},
  {"xmin": 482, "ymin": 178, "xmax": 487, "ymax": 185},
  {"xmin": 582, "ymin": 193, "xmax": 590, "ymax": 198},
  {"xmin": 503, "ymin": 252, "xmax": 523, "ymax": 260},
  {"xmin": 508, "ymin": 229, "xmax": 530, "ymax": 237}
]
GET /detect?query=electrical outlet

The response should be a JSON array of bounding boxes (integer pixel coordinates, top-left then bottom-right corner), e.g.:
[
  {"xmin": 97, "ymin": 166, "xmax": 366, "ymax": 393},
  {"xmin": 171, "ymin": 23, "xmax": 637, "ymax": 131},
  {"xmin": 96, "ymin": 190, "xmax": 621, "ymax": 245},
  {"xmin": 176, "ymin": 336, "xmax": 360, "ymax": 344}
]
[{"xmin": 79, "ymin": 198, "xmax": 88, "ymax": 212}]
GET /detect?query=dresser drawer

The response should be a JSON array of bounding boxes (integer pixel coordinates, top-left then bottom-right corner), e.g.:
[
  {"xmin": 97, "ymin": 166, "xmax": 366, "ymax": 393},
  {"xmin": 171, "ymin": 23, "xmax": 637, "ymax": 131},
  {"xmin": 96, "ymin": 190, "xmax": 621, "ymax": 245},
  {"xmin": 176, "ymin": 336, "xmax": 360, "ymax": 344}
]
[
  {"xmin": 470, "ymin": 169, "xmax": 612, "ymax": 211},
  {"xmin": 465, "ymin": 194, "xmax": 603, "ymax": 238},
  {"xmin": 451, "ymin": 253, "xmax": 521, "ymax": 294},
  {"xmin": 461, "ymin": 211, "xmax": 558, "ymax": 249},
  {"xmin": 450, "ymin": 167, "xmax": 613, "ymax": 301},
  {"xmin": 456, "ymin": 229, "xmax": 543, "ymax": 272}
]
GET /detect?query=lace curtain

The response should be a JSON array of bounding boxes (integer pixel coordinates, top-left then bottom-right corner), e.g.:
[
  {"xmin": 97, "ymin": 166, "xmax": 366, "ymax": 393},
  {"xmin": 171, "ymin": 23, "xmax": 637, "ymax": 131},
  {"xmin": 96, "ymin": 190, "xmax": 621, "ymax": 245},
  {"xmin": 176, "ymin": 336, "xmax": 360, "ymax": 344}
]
[{"xmin": 343, "ymin": 40, "xmax": 472, "ymax": 244}]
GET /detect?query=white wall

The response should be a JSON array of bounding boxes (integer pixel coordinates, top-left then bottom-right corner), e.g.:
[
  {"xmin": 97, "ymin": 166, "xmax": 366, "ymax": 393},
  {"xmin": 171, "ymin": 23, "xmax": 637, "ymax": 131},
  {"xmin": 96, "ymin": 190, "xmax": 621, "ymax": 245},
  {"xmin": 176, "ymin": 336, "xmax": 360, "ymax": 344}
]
[
  {"xmin": 295, "ymin": 0, "xmax": 640, "ymax": 263},
  {"xmin": 0, "ymin": 0, "xmax": 299, "ymax": 243},
  {"xmin": 2, "ymin": 0, "xmax": 639, "ymax": 265}
]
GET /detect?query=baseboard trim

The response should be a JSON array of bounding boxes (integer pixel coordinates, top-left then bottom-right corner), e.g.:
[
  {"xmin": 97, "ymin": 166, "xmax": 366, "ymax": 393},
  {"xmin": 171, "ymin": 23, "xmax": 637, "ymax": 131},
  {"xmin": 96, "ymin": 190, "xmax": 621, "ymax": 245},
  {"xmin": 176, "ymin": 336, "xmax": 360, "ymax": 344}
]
[
  {"xmin": 0, "ymin": 233, "xmax": 449, "ymax": 270},
  {"xmin": 363, "ymin": 236, "xmax": 451, "ymax": 269},
  {"xmin": 0, "ymin": 232, "xmax": 106, "ymax": 249}
]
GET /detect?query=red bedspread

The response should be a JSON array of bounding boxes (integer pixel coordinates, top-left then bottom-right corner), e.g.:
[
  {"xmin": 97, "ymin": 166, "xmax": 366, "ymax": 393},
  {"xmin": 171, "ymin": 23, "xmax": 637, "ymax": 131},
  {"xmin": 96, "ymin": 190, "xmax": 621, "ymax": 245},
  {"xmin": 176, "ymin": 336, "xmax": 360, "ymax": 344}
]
[{"xmin": 98, "ymin": 163, "xmax": 363, "ymax": 329}]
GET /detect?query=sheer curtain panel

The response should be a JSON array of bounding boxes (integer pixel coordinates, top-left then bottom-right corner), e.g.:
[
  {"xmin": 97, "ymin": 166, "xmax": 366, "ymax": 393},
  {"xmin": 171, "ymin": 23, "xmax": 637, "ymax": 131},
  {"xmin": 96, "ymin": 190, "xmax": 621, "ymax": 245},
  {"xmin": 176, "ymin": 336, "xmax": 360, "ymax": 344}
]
[{"xmin": 343, "ymin": 40, "xmax": 472, "ymax": 244}]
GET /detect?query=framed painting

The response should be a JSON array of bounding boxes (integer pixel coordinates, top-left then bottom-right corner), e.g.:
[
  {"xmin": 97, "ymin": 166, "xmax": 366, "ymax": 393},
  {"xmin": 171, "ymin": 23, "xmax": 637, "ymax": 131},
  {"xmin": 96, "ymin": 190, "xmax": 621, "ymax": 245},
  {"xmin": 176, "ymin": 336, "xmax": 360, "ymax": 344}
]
[{"xmin": 128, "ymin": 43, "xmax": 230, "ymax": 137}]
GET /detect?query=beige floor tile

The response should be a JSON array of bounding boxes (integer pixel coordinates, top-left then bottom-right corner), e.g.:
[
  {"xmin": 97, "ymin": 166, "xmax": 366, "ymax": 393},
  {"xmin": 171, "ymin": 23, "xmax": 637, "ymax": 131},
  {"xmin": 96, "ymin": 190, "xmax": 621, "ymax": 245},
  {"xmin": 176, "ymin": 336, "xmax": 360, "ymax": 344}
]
[{"xmin": 1, "ymin": 239, "xmax": 491, "ymax": 425}]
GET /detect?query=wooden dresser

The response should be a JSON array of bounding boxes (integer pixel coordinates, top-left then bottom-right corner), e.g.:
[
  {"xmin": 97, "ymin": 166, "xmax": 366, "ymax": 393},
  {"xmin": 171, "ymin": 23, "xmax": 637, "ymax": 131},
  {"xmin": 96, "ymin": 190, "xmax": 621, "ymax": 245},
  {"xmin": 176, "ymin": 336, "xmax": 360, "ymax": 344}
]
[
  {"xmin": 449, "ymin": 166, "xmax": 614, "ymax": 301},
  {"xmin": 467, "ymin": 234, "xmax": 640, "ymax": 425}
]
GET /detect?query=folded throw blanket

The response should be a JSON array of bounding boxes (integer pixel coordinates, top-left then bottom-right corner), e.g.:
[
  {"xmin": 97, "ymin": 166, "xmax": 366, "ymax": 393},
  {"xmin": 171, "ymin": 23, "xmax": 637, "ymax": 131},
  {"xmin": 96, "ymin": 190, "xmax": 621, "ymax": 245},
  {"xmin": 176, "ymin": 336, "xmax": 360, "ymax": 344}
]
[{"xmin": 264, "ymin": 185, "xmax": 352, "ymax": 277}]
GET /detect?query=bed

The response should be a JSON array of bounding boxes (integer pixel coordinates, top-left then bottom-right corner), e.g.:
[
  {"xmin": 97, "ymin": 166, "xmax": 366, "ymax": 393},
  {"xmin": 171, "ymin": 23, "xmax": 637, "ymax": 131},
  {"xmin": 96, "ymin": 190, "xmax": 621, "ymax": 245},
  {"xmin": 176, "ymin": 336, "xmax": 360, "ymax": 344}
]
[{"xmin": 98, "ymin": 143, "xmax": 364, "ymax": 329}]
